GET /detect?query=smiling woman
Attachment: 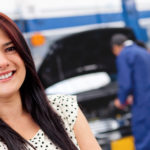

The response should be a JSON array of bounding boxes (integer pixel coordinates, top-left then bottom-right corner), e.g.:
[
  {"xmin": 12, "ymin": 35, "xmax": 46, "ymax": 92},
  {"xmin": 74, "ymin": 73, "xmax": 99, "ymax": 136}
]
[{"xmin": 0, "ymin": 12, "xmax": 101, "ymax": 150}]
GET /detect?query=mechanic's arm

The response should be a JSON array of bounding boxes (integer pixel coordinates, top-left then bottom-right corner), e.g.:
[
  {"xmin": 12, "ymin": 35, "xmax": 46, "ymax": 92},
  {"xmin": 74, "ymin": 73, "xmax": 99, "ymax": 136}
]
[
  {"xmin": 116, "ymin": 54, "xmax": 133, "ymax": 105},
  {"xmin": 74, "ymin": 108, "xmax": 102, "ymax": 150}
]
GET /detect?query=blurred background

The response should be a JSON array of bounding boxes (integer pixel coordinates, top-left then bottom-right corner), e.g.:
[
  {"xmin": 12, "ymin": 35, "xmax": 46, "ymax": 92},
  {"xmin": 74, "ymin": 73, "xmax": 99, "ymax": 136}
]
[{"xmin": 1, "ymin": 0, "xmax": 150, "ymax": 149}]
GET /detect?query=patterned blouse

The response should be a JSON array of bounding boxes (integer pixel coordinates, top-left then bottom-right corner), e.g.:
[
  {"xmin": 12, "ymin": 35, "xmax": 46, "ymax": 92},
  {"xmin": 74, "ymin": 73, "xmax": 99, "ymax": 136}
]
[{"xmin": 0, "ymin": 95, "xmax": 80, "ymax": 150}]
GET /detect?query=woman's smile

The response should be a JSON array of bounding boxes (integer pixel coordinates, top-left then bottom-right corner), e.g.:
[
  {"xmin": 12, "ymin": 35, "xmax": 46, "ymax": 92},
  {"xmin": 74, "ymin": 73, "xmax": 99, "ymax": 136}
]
[{"xmin": 0, "ymin": 70, "xmax": 16, "ymax": 82}]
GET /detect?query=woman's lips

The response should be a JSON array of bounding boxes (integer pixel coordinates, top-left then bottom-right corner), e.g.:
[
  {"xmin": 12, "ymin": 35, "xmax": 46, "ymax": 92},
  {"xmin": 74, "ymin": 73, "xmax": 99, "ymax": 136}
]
[{"xmin": 0, "ymin": 70, "xmax": 16, "ymax": 82}]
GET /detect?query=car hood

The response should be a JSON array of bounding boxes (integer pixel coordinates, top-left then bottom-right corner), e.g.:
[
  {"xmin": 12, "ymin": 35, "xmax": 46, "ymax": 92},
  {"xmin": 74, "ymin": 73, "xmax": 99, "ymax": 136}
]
[{"xmin": 38, "ymin": 27, "xmax": 136, "ymax": 88}]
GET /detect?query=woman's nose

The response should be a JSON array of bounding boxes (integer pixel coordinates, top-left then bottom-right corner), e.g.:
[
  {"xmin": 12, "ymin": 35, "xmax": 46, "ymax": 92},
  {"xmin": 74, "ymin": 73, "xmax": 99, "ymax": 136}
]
[{"xmin": 0, "ymin": 52, "xmax": 9, "ymax": 69}]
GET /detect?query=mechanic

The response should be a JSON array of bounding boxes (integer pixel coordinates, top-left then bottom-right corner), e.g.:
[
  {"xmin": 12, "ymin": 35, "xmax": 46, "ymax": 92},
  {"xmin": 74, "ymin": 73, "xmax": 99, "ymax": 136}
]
[{"xmin": 111, "ymin": 33, "xmax": 150, "ymax": 150}]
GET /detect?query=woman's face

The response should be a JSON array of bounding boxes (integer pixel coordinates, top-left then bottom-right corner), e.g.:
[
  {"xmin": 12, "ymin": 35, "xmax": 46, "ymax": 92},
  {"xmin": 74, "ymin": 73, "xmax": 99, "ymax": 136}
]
[{"xmin": 0, "ymin": 29, "xmax": 26, "ymax": 99}]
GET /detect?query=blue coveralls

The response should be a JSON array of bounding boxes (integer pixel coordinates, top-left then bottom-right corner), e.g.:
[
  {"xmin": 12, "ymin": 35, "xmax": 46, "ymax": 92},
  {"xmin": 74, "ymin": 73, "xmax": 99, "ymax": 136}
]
[{"xmin": 116, "ymin": 43, "xmax": 150, "ymax": 150}]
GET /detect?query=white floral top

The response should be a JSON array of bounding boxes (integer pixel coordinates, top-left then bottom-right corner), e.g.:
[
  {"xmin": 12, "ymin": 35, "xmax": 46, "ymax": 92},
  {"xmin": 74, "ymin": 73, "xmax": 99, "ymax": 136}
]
[{"xmin": 0, "ymin": 95, "xmax": 80, "ymax": 150}]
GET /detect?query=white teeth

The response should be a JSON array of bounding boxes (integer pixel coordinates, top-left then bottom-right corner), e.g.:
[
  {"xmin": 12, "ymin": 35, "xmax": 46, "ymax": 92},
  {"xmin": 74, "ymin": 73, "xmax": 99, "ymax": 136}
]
[{"xmin": 0, "ymin": 72, "xmax": 13, "ymax": 80}]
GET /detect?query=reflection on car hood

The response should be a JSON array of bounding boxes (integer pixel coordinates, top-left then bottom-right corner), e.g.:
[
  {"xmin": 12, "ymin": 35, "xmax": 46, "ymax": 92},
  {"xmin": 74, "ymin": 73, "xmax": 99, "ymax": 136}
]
[{"xmin": 46, "ymin": 72, "xmax": 110, "ymax": 95}]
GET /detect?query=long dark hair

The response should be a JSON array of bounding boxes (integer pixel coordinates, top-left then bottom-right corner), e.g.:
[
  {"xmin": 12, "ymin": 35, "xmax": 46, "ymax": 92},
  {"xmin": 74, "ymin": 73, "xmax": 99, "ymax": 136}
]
[{"xmin": 0, "ymin": 13, "xmax": 78, "ymax": 150}]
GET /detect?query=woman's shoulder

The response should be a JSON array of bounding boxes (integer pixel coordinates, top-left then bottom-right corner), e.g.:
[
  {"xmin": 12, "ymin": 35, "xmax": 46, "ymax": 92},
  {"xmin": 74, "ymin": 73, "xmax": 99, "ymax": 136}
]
[
  {"xmin": 47, "ymin": 95, "xmax": 78, "ymax": 129},
  {"xmin": 47, "ymin": 94, "xmax": 76, "ymax": 102},
  {"xmin": 47, "ymin": 95, "xmax": 77, "ymax": 110}
]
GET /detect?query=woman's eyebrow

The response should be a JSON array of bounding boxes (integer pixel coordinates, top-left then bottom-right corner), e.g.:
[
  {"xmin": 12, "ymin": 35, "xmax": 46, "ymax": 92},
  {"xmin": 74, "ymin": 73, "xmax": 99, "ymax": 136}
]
[{"xmin": 3, "ymin": 41, "xmax": 13, "ymax": 47}]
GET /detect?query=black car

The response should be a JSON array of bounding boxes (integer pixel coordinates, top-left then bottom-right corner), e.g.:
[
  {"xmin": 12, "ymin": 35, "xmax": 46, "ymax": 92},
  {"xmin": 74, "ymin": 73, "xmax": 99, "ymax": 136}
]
[{"xmin": 38, "ymin": 27, "xmax": 136, "ymax": 150}]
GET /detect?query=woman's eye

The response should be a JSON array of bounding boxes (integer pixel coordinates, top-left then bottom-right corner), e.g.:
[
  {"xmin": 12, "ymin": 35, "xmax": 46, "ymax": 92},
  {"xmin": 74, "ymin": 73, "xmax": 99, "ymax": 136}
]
[{"xmin": 5, "ymin": 46, "xmax": 16, "ymax": 52}]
